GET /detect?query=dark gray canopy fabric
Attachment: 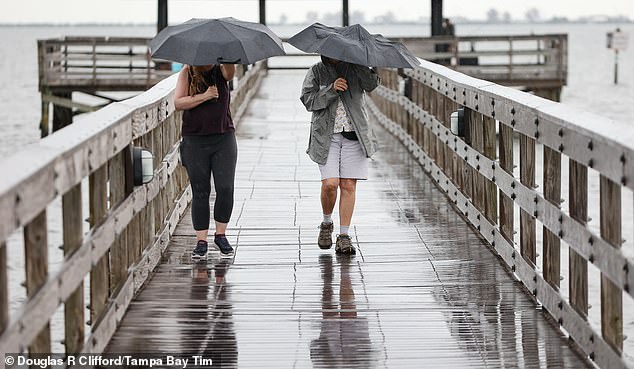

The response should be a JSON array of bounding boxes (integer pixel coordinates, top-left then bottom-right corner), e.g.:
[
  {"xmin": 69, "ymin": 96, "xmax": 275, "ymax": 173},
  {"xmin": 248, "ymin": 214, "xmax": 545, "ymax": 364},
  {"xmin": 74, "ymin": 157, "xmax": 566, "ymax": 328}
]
[
  {"xmin": 150, "ymin": 17, "xmax": 286, "ymax": 65},
  {"xmin": 288, "ymin": 23, "xmax": 420, "ymax": 68}
]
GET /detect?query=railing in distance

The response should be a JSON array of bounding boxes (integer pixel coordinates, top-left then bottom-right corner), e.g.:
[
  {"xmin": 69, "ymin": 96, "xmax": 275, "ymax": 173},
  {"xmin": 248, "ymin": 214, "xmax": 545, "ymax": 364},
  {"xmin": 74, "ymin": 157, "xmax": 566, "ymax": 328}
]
[
  {"xmin": 38, "ymin": 37, "xmax": 174, "ymax": 90},
  {"xmin": 392, "ymin": 34, "xmax": 567, "ymax": 88}
]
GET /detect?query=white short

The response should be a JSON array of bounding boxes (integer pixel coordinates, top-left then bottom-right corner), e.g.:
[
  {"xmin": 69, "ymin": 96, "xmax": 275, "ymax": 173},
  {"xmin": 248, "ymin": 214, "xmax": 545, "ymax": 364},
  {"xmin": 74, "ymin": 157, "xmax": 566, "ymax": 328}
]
[{"xmin": 318, "ymin": 133, "xmax": 369, "ymax": 180}]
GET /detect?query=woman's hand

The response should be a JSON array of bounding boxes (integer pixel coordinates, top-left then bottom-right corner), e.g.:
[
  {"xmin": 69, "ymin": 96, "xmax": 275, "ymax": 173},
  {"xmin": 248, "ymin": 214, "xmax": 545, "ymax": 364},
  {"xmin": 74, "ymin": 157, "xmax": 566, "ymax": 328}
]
[
  {"xmin": 332, "ymin": 78, "xmax": 348, "ymax": 92},
  {"xmin": 203, "ymin": 85, "xmax": 219, "ymax": 101}
]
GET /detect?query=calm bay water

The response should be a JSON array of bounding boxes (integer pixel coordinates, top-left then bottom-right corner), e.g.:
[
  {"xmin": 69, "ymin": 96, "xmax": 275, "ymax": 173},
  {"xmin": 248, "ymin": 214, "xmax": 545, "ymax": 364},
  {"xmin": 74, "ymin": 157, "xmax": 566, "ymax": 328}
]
[
  {"xmin": 1, "ymin": 22, "xmax": 633, "ymax": 156},
  {"xmin": 0, "ymin": 22, "xmax": 633, "ymax": 358}
]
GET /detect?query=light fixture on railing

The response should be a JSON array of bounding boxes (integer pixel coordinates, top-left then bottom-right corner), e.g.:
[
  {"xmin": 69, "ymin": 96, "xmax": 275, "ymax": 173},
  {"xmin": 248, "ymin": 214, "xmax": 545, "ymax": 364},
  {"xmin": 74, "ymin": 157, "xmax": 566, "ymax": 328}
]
[
  {"xmin": 133, "ymin": 147, "xmax": 154, "ymax": 185},
  {"xmin": 450, "ymin": 107, "xmax": 465, "ymax": 137},
  {"xmin": 398, "ymin": 76, "xmax": 411, "ymax": 97}
]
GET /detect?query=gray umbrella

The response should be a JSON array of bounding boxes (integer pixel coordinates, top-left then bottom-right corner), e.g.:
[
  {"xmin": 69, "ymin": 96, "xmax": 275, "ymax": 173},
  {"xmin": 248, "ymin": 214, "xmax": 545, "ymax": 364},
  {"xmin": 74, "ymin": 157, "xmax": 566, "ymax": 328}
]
[
  {"xmin": 288, "ymin": 23, "xmax": 420, "ymax": 69},
  {"xmin": 150, "ymin": 17, "xmax": 286, "ymax": 65}
]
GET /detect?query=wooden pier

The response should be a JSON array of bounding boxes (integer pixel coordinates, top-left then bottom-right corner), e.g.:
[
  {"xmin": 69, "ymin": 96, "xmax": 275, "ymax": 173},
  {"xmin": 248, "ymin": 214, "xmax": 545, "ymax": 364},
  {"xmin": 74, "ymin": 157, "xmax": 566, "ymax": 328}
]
[
  {"xmin": 37, "ymin": 33, "xmax": 567, "ymax": 135},
  {"xmin": 103, "ymin": 69, "xmax": 590, "ymax": 368},
  {"xmin": 37, "ymin": 36, "xmax": 174, "ymax": 136},
  {"xmin": 1, "ymin": 42, "xmax": 631, "ymax": 369},
  {"xmin": 394, "ymin": 33, "xmax": 567, "ymax": 100}
]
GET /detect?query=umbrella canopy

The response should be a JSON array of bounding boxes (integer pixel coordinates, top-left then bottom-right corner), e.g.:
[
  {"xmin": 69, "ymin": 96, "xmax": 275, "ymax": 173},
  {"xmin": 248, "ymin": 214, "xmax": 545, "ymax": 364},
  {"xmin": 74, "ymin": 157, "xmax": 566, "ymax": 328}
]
[
  {"xmin": 150, "ymin": 17, "xmax": 286, "ymax": 65},
  {"xmin": 288, "ymin": 23, "xmax": 420, "ymax": 69}
]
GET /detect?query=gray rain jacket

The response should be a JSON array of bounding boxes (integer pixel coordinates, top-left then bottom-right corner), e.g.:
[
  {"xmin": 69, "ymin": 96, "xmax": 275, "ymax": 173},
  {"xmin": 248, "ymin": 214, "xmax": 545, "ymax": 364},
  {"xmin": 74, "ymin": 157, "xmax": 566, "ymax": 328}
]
[{"xmin": 300, "ymin": 62, "xmax": 380, "ymax": 165}]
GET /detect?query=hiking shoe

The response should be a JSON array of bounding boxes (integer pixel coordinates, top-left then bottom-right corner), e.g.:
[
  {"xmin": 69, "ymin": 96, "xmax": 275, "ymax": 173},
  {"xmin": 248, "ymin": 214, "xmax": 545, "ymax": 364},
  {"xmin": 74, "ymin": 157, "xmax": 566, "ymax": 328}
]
[
  {"xmin": 191, "ymin": 240, "xmax": 209, "ymax": 260},
  {"xmin": 318, "ymin": 222, "xmax": 334, "ymax": 249},
  {"xmin": 214, "ymin": 234, "xmax": 234, "ymax": 257},
  {"xmin": 335, "ymin": 234, "xmax": 356, "ymax": 255}
]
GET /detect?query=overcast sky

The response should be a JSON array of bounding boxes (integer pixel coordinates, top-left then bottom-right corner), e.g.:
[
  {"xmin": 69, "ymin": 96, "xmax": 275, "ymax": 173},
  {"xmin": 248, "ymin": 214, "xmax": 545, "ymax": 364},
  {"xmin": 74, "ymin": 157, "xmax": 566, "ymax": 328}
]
[{"xmin": 3, "ymin": 0, "xmax": 633, "ymax": 24}]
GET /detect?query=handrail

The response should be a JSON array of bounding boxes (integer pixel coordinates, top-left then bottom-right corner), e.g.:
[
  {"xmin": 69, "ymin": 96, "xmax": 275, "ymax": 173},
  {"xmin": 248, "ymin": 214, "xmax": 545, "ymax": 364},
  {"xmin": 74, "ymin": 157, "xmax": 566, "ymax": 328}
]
[
  {"xmin": 392, "ymin": 34, "xmax": 568, "ymax": 87},
  {"xmin": 38, "ymin": 37, "xmax": 173, "ymax": 90},
  {"xmin": 370, "ymin": 59, "xmax": 632, "ymax": 369},
  {"xmin": 0, "ymin": 61, "xmax": 266, "ymax": 357}
]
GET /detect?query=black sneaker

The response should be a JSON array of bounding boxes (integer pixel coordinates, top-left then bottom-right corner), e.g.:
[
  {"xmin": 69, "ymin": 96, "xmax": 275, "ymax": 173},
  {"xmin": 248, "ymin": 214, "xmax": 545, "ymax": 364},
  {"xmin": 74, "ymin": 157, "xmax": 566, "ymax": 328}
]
[
  {"xmin": 214, "ymin": 234, "xmax": 234, "ymax": 257},
  {"xmin": 335, "ymin": 234, "xmax": 356, "ymax": 255},
  {"xmin": 192, "ymin": 240, "xmax": 208, "ymax": 260},
  {"xmin": 318, "ymin": 222, "xmax": 334, "ymax": 249}
]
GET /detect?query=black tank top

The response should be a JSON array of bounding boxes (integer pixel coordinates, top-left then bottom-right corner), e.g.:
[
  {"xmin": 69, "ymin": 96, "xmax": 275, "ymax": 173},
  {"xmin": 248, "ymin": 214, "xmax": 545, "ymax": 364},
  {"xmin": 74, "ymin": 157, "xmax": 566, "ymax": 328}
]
[{"xmin": 182, "ymin": 66, "xmax": 234, "ymax": 136}]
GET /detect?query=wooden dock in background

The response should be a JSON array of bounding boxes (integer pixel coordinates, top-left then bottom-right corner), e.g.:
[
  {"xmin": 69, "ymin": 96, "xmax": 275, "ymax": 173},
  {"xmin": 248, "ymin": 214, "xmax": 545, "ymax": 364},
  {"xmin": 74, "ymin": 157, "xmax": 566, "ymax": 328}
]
[
  {"xmin": 37, "ymin": 37, "xmax": 174, "ymax": 136},
  {"xmin": 394, "ymin": 34, "xmax": 567, "ymax": 99},
  {"xmin": 37, "ymin": 33, "xmax": 567, "ymax": 137}
]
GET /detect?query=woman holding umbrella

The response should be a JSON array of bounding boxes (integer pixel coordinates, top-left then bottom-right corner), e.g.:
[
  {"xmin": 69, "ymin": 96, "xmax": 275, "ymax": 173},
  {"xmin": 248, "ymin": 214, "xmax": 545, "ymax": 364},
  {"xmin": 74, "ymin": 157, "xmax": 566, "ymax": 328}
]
[
  {"xmin": 300, "ymin": 56, "xmax": 380, "ymax": 255},
  {"xmin": 292, "ymin": 23, "xmax": 419, "ymax": 255},
  {"xmin": 175, "ymin": 63, "xmax": 237, "ymax": 259},
  {"xmin": 151, "ymin": 17, "xmax": 286, "ymax": 259}
]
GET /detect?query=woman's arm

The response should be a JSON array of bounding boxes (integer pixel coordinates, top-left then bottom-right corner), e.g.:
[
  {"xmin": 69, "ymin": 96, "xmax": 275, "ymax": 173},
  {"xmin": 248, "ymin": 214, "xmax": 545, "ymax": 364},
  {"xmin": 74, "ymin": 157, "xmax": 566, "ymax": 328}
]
[
  {"xmin": 300, "ymin": 66, "xmax": 339, "ymax": 112},
  {"xmin": 220, "ymin": 64, "xmax": 236, "ymax": 81},
  {"xmin": 173, "ymin": 66, "xmax": 218, "ymax": 111}
]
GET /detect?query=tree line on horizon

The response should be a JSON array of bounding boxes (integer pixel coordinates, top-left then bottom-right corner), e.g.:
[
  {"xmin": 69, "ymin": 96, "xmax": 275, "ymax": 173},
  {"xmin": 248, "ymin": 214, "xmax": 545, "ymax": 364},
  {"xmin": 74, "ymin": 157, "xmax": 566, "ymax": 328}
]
[{"xmin": 272, "ymin": 8, "xmax": 633, "ymax": 25}]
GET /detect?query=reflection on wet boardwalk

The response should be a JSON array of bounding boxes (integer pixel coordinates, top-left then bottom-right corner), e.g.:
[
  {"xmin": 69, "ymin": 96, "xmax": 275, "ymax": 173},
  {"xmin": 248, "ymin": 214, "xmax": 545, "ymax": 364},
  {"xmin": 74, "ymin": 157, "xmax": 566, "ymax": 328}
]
[{"xmin": 105, "ymin": 71, "xmax": 590, "ymax": 368}]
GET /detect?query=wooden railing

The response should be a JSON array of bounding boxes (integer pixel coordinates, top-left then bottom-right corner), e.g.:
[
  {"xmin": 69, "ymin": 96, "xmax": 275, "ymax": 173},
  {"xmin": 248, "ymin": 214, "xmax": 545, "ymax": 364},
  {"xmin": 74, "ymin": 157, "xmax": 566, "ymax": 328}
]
[
  {"xmin": 370, "ymin": 61, "xmax": 631, "ymax": 369},
  {"xmin": 38, "ymin": 37, "xmax": 174, "ymax": 91},
  {"xmin": 38, "ymin": 35, "xmax": 567, "ymax": 92},
  {"xmin": 0, "ymin": 61, "xmax": 265, "ymax": 359},
  {"xmin": 393, "ymin": 34, "xmax": 567, "ymax": 88}
]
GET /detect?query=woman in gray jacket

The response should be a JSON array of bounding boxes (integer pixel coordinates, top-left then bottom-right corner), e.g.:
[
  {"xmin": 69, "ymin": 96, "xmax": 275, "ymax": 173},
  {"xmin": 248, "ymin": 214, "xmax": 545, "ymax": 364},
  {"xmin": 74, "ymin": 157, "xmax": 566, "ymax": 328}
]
[{"xmin": 300, "ymin": 56, "xmax": 380, "ymax": 255}]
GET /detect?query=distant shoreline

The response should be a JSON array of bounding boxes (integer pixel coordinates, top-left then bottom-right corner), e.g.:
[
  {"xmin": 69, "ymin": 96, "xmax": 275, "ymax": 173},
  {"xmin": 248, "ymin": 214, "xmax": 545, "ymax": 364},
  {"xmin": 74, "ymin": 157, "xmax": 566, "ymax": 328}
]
[{"xmin": 0, "ymin": 20, "xmax": 632, "ymax": 27}]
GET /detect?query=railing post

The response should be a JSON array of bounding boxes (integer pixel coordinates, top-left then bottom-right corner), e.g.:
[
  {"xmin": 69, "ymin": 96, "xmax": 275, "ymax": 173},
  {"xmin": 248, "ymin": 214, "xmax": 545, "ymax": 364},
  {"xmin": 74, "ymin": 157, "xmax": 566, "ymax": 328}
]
[
  {"xmin": 109, "ymin": 149, "xmax": 129, "ymax": 293},
  {"xmin": 543, "ymin": 146, "xmax": 561, "ymax": 288},
  {"xmin": 24, "ymin": 211, "xmax": 50, "ymax": 354},
  {"xmin": 600, "ymin": 176, "xmax": 623, "ymax": 353},
  {"xmin": 470, "ymin": 109, "xmax": 485, "ymax": 213},
  {"xmin": 89, "ymin": 165, "xmax": 110, "ymax": 329},
  {"xmin": 436, "ymin": 91, "xmax": 446, "ymax": 171},
  {"xmin": 0, "ymin": 242, "xmax": 6, "ymax": 336},
  {"xmin": 498, "ymin": 122, "xmax": 514, "ymax": 242},
  {"xmin": 62, "ymin": 184, "xmax": 84, "ymax": 354},
  {"xmin": 483, "ymin": 116, "xmax": 497, "ymax": 222},
  {"xmin": 462, "ymin": 107, "xmax": 473, "ymax": 200},
  {"xmin": 569, "ymin": 160, "xmax": 588, "ymax": 317},
  {"xmin": 508, "ymin": 37, "xmax": 514, "ymax": 81},
  {"xmin": 40, "ymin": 95, "xmax": 50, "ymax": 138},
  {"xmin": 92, "ymin": 39, "xmax": 97, "ymax": 85},
  {"xmin": 520, "ymin": 134, "xmax": 536, "ymax": 265}
]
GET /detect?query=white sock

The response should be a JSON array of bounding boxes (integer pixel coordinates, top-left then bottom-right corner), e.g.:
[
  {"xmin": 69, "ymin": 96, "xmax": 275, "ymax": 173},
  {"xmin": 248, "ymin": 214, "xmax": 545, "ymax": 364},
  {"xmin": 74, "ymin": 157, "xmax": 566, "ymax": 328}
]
[
  {"xmin": 340, "ymin": 225, "xmax": 350, "ymax": 235},
  {"xmin": 323, "ymin": 214, "xmax": 333, "ymax": 224}
]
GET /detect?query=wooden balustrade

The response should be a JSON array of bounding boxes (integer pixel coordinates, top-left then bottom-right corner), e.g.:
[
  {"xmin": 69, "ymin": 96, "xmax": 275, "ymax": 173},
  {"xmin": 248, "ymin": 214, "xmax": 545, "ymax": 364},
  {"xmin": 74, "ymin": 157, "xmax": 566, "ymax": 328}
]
[
  {"xmin": 370, "ymin": 61, "xmax": 632, "ymax": 369},
  {"xmin": 38, "ymin": 37, "xmax": 173, "ymax": 91},
  {"xmin": 393, "ymin": 34, "xmax": 567, "ymax": 89},
  {"xmin": 0, "ymin": 61, "xmax": 265, "ymax": 358}
]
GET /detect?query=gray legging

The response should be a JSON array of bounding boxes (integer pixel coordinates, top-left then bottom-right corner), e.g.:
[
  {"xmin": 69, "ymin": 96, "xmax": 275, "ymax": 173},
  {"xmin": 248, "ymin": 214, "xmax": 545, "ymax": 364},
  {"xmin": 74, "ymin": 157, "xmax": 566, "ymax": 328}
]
[{"xmin": 179, "ymin": 132, "xmax": 237, "ymax": 230}]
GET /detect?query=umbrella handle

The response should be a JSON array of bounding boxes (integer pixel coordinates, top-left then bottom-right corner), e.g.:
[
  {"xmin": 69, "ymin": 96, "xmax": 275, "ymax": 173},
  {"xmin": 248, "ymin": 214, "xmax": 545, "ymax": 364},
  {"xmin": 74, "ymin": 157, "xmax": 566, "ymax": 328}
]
[{"xmin": 217, "ymin": 57, "xmax": 242, "ymax": 64}]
